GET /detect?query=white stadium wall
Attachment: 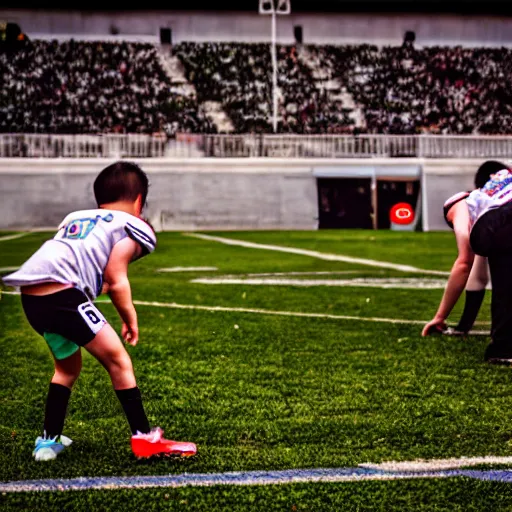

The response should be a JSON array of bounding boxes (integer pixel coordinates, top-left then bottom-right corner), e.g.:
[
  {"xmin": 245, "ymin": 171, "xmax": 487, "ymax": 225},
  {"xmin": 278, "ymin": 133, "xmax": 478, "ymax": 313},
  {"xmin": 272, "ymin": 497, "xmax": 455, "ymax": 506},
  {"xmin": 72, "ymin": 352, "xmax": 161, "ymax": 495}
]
[
  {"xmin": 0, "ymin": 158, "xmax": 487, "ymax": 232},
  {"xmin": 2, "ymin": 9, "xmax": 512, "ymax": 46}
]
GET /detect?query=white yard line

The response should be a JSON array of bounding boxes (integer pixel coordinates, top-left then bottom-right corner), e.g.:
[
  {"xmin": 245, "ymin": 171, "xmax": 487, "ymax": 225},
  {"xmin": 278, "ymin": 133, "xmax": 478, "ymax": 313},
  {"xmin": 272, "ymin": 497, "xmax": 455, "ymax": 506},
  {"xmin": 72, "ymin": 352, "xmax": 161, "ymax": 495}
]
[
  {"xmin": 128, "ymin": 299, "xmax": 427, "ymax": 325},
  {"xmin": 186, "ymin": 233, "xmax": 450, "ymax": 276},
  {"xmin": 0, "ymin": 267, "xmax": 19, "ymax": 273},
  {"xmin": 157, "ymin": 267, "xmax": 218, "ymax": 272},
  {"xmin": 243, "ymin": 271, "xmax": 377, "ymax": 277},
  {"xmin": 361, "ymin": 455, "xmax": 512, "ymax": 472},
  {"xmin": 1, "ymin": 292, "xmax": 490, "ymax": 330},
  {"xmin": 191, "ymin": 277, "xmax": 449, "ymax": 289},
  {"xmin": 129, "ymin": 300, "xmax": 491, "ymax": 332},
  {"xmin": 1, "ymin": 456, "xmax": 511, "ymax": 492},
  {"xmin": 0, "ymin": 232, "xmax": 30, "ymax": 242}
]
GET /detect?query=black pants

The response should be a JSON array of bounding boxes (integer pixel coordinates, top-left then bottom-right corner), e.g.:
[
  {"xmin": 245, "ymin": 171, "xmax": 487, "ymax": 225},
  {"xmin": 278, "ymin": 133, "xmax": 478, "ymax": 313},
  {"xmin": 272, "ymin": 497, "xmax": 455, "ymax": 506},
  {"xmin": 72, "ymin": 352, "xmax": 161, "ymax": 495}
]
[{"xmin": 470, "ymin": 201, "xmax": 512, "ymax": 358}]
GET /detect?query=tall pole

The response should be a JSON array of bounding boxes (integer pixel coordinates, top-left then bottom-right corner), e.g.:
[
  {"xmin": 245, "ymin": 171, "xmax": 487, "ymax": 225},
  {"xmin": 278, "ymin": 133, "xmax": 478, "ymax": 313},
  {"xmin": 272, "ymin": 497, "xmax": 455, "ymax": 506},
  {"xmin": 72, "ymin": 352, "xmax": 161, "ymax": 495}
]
[
  {"xmin": 259, "ymin": 0, "xmax": 290, "ymax": 134},
  {"xmin": 271, "ymin": 10, "xmax": 278, "ymax": 133}
]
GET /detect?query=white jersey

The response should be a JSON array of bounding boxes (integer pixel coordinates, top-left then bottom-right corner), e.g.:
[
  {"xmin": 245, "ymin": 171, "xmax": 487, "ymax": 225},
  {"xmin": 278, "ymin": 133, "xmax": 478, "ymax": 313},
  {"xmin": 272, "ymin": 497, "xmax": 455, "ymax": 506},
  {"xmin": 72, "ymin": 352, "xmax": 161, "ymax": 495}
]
[
  {"xmin": 467, "ymin": 169, "xmax": 512, "ymax": 227},
  {"xmin": 2, "ymin": 209, "xmax": 156, "ymax": 300}
]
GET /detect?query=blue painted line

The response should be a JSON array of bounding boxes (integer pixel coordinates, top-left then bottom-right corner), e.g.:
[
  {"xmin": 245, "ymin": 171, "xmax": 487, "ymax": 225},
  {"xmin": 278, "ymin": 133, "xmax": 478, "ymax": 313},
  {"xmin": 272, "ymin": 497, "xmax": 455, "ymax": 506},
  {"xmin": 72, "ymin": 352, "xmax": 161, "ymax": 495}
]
[
  {"xmin": 457, "ymin": 470, "xmax": 512, "ymax": 482},
  {"xmin": 1, "ymin": 467, "xmax": 512, "ymax": 493}
]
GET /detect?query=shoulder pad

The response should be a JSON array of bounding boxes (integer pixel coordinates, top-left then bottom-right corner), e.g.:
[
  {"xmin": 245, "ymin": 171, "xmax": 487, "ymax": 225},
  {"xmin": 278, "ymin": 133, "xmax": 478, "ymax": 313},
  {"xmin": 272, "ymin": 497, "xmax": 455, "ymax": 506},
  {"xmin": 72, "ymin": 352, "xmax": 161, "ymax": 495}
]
[
  {"xmin": 124, "ymin": 217, "xmax": 157, "ymax": 257},
  {"xmin": 443, "ymin": 191, "xmax": 470, "ymax": 229}
]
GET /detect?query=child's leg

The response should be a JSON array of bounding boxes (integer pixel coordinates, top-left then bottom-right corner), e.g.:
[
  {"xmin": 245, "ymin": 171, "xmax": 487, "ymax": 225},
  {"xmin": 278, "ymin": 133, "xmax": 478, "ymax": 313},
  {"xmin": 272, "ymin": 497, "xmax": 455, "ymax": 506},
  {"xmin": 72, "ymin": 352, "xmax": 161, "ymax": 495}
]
[
  {"xmin": 455, "ymin": 255, "xmax": 489, "ymax": 333},
  {"xmin": 85, "ymin": 325, "xmax": 196, "ymax": 457},
  {"xmin": 43, "ymin": 350, "xmax": 82, "ymax": 439},
  {"xmin": 84, "ymin": 324, "xmax": 150, "ymax": 435}
]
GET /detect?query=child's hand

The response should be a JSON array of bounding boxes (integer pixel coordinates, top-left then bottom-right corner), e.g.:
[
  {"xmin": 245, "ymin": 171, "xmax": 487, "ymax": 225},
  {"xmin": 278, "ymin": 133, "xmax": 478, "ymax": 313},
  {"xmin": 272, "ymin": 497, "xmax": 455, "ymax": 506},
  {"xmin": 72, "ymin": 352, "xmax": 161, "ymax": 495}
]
[
  {"xmin": 421, "ymin": 317, "xmax": 446, "ymax": 336},
  {"xmin": 122, "ymin": 322, "xmax": 139, "ymax": 346}
]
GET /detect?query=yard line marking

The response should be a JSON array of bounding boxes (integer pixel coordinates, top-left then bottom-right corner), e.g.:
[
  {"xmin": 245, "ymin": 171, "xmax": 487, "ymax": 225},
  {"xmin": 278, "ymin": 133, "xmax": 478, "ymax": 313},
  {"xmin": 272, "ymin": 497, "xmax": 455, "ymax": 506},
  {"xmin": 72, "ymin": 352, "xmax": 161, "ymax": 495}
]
[
  {"xmin": 1, "ymin": 293, "xmax": 491, "ymax": 331},
  {"xmin": 0, "ymin": 232, "xmax": 30, "ymax": 242},
  {"xmin": 241, "ymin": 271, "xmax": 379, "ymax": 277},
  {"xmin": 360, "ymin": 455, "xmax": 512, "ymax": 472},
  {"xmin": 186, "ymin": 233, "xmax": 450, "ymax": 276},
  {"xmin": 128, "ymin": 299, "xmax": 427, "ymax": 325},
  {"xmin": 157, "ymin": 267, "xmax": 218, "ymax": 272},
  {"xmin": 127, "ymin": 299, "xmax": 490, "ymax": 331},
  {"xmin": 0, "ymin": 267, "xmax": 19, "ymax": 273},
  {"xmin": 2, "ymin": 456, "xmax": 512, "ymax": 492},
  {"xmin": 191, "ymin": 277, "xmax": 449, "ymax": 289}
]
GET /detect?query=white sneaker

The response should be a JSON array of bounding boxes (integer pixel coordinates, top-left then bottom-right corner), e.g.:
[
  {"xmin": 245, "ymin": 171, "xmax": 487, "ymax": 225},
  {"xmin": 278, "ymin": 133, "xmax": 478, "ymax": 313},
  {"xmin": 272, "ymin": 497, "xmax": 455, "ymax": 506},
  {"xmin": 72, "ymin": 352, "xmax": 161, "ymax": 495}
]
[{"xmin": 33, "ymin": 433, "xmax": 72, "ymax": 461}]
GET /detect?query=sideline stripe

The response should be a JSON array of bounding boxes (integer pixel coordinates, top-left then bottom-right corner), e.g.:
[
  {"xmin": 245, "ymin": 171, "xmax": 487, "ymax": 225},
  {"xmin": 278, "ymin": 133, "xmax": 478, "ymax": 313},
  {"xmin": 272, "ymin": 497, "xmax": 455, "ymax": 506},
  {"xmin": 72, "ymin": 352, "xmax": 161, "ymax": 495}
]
[
  {"xmin": 186, "ymin": 233, "xmax": 450, "ymax": 277},
  {"xmin": 2, "ymin": 457, "xmax": 512, "ymax": 492},
  {"xmin": 1, "ymin": 292, "xmax": 490, "ymax": 330},
  {"xmin": 0, "ymin": 232, "xmax": 30, "ymax": 242}
]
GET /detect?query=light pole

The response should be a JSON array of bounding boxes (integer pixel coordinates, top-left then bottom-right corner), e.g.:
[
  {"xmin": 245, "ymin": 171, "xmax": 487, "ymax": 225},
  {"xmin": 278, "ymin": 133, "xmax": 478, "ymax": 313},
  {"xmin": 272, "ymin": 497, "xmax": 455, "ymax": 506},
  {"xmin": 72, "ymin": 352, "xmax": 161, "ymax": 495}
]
[{"xmin": 259, "ymin": 0, "xmax": 291, "ymax": 133}]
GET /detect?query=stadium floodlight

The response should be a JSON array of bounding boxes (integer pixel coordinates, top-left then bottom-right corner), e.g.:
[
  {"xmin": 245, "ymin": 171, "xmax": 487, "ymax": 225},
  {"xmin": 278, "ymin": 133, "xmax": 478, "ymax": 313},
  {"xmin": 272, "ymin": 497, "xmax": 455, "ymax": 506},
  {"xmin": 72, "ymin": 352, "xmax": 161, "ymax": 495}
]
[
  {"xmin": 276, "ymin": 0, "xmax": 291, "ymax": 14},
  {"xmin": 258, "ymin": 0, "xmax": 291, "ymax": 133},
  {"xmin": 258, "ymin": 0, "xmax": 274, "ymax": 13}
]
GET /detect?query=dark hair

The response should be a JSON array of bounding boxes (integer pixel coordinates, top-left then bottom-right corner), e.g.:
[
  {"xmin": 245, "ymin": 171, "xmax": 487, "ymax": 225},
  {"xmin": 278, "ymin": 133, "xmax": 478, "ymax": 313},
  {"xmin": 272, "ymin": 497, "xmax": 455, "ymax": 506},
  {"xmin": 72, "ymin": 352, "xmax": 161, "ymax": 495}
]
[
  {"xmin": 474, "ymin": 160, "xmax": 509, "ymax": 188},
  {"xmin": 94, "ymin": 161, "xmax": 149, "ymax": 208}
]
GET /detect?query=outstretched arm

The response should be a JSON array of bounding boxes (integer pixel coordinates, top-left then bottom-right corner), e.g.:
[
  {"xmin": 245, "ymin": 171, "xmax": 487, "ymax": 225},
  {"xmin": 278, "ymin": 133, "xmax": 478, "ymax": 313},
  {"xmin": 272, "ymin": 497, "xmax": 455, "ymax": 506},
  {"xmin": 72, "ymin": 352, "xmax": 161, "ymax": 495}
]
[
  {"xmin": 422, "ymin": 201, "xmax": 474, "ymax": 336},
  {"xmin": 104, "ymin": 237, "xmax": 142, "ymax": 345}
]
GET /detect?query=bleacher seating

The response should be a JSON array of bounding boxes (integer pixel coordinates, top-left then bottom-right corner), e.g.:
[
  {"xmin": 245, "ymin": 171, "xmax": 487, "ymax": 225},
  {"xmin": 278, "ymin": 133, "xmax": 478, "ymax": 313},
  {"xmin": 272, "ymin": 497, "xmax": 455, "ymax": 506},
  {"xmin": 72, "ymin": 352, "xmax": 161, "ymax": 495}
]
[
  {"xmin": 0, "ymin": 40, "xmax": 216, "ymax": 135},
  {"xmin": 2, "ymin": 39, "xmax": 512, "ymax": 136}
]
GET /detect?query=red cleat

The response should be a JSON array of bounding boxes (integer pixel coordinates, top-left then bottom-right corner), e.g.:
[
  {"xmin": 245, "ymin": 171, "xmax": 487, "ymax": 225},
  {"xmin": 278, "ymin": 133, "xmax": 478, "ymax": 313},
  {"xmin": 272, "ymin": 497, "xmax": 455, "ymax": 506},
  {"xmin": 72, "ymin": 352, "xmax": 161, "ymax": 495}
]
[{"xmin": 131, "ymin": 427, "xmax": 197, "ymax": 459}]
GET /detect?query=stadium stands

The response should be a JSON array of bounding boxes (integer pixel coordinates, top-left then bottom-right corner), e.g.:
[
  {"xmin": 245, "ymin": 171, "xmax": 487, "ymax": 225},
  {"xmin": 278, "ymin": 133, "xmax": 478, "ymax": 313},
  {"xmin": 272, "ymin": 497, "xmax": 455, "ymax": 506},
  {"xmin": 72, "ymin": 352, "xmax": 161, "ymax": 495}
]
[
  {"xmin": 1, "ymin": 39, "xmax": 512, "ymax": 136},
  {"xmin": 177, "ymin": 42, "xmax": 512, "ymax": 136},
  {"xmin": 0, "ymin": 40, "xmax": 216, "ymax": 135}
]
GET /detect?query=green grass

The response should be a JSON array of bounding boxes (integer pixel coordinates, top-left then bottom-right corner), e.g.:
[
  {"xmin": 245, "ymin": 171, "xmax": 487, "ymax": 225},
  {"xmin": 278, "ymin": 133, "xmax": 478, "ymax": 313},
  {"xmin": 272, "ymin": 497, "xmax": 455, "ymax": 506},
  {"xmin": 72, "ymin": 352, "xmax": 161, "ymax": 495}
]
[
  {"xmin": 2, "ymin": 479, "xmax": 512, "ymax": 511},
  {"xmin": 0, "ymin": 230, "xmax": 508, "ymax": 510}
]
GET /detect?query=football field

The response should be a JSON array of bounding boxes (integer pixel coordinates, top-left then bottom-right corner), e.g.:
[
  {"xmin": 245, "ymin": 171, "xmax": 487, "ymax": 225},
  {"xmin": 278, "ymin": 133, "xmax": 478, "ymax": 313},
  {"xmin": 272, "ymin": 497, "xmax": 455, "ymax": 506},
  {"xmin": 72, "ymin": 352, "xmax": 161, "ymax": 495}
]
[{"xmin": 1, "ymin": 230, "xmax": 512, "ymax": 511}]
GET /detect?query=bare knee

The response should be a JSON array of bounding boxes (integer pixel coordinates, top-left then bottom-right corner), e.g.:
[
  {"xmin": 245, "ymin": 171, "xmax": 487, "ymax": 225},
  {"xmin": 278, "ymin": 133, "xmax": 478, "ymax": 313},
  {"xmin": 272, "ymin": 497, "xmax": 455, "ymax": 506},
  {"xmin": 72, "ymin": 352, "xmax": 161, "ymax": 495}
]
[
  {"xmin": 104, "ymin": 349, "xmax": 135, "ymax": 380},
  {"xmin": 52, "ymin": 363, "xmax": 82, "ymax": 388}
]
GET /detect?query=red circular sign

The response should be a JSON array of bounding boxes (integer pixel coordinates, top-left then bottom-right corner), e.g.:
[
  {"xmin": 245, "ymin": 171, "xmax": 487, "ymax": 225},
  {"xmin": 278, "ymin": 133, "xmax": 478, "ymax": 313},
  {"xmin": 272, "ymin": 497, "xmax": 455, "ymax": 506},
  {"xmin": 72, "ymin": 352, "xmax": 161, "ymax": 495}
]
[{"xmin": 390, "ymin": 203, "xmax": 415, "ymax": 225}]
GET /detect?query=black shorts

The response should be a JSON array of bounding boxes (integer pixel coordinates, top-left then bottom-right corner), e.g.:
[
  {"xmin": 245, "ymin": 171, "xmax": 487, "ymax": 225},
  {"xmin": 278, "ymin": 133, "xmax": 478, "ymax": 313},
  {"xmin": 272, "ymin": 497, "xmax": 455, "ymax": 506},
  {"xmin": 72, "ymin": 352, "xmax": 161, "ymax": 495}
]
[
  {"xmin": 470, "ymin": 201, "xmax": 512, "ymax": 257},
  {"xmin": 21, "ymin": 287, "xmax": 107, "ymax": 349}
]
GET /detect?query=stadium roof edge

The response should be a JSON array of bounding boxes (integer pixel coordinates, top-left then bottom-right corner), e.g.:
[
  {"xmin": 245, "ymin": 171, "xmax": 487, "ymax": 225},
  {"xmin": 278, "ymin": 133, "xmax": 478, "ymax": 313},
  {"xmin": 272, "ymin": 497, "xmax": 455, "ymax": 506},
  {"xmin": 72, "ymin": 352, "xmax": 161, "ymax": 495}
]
[{"xmin": 1, "ymin": 2, "xmax": 512, "ymax": 15}]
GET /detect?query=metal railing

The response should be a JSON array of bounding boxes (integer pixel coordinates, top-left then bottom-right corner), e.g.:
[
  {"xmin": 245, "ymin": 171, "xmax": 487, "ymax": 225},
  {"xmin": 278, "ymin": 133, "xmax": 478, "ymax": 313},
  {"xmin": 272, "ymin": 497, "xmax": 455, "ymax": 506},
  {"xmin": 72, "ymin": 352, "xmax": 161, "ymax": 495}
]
[
  {"xmin": 1, "ymin": 133, "xmax": 512, "ymax": 159},
  {"xmin": 0, "ymin": 133, "xmax": 171, "ymax": 158}
]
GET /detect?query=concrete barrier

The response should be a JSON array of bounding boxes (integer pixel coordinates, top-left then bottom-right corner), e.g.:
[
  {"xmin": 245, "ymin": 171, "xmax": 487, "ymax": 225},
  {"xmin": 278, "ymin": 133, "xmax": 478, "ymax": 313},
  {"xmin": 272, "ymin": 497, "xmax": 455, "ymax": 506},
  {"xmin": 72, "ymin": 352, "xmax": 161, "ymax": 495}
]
[{"xmin": 0, "ymin": 158, "xmax": 489, "ymax": 231}]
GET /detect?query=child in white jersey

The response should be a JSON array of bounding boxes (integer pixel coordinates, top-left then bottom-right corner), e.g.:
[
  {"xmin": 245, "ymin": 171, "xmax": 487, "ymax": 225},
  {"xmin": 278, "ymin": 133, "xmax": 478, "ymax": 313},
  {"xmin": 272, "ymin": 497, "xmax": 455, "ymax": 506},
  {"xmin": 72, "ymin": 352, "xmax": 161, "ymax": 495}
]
[
  {"xmin": 422, "ymin": 161, "xmax": 512, "ymax": 364},
  {"xmin": 2, "ymin": 161, "xmax": 197, "ymax": 460},
  {"xmin": 434, "ymin": 161, "xmax": 507, "ymax": 336}
]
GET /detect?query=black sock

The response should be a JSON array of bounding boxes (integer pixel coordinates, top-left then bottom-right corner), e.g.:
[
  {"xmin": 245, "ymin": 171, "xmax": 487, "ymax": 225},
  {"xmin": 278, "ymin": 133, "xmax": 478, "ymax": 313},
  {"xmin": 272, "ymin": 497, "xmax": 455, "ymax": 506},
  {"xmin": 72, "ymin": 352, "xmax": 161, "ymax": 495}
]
[
  {"xmin": 115, "ymin": 387, "xmax": 151, "ymax": 435},
  {"xmin": 43, "ymin": 383, "xmax": 72, "ymax": 439},
  {"xmin": 456, "ymin": 289, "xmax": 486, "ymax": 333}
]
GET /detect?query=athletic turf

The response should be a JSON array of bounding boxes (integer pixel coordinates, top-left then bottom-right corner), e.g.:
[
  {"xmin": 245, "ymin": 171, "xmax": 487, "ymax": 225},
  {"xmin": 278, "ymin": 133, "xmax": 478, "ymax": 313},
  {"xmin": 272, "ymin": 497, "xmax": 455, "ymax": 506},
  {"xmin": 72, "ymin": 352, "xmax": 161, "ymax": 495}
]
[{"xmin": 0, "ymin": 230, "xmax": 509, "ymax": 510}]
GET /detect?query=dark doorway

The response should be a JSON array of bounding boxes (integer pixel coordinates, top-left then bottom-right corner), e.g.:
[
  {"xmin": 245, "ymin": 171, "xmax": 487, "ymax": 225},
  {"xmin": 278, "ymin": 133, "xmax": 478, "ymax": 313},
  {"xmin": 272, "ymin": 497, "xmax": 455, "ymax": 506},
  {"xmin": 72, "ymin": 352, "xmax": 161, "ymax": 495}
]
[
  {"xmin": 294, "ymin": 25, "xmax": 303, "ymax": 44},
  {"xmin": 317, "ymin": 178, "xmax": 373, "ymax": 229},
  {"xmin": 160, "ymin": 27, "xmax": 172, "ymax": 45},
  {"xmin": 377, "ymin": 179, "xmax": 420, "ymax": 229}
]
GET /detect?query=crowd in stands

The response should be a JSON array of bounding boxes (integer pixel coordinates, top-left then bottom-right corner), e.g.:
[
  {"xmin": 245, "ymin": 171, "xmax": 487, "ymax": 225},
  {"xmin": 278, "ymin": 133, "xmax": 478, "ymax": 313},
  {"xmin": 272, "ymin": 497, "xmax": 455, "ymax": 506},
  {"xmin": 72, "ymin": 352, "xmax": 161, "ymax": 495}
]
[
  {"xmin": 315, "ymin": 43, "xmax": 512, "ymax": 135},
  {"xmin": 1, "ymin": 38, "xmax": 512, "ymax": 136},
  {"xmin": 175, "ymin": 42, "xmax": 353, "ymax": 133},
  {"xmin": 177, "ymin": 41, "xmax": 512, "ymax": 135},
  {"xmin": 0, "ymin": 40, "xmax": 215, "ymax": 135}
]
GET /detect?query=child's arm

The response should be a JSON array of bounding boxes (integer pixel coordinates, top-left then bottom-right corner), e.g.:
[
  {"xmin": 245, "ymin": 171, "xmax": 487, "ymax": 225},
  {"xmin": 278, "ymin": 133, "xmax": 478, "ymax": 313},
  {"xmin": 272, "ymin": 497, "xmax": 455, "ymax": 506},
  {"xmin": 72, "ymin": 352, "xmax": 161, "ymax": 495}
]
[
  {"xmin": 422, "ymin": 201, "xmax": 474, "ymax": 336},
  {"xmin": 104, "ymin": 237, "xmax": 142, "ymax": 346}
]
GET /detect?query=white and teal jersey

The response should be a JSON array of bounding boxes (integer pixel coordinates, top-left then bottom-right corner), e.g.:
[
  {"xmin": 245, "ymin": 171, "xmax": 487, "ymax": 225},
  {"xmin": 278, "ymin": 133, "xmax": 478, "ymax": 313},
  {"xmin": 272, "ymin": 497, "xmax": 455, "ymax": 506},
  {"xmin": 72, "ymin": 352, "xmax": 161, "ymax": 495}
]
[
  {"xmin": 2, "ymin": 209, "xmax": 156, "ymax": 300},
  {"xmin": 467, "ymin": 169, "xmax": 512, "ymax": 227}
]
